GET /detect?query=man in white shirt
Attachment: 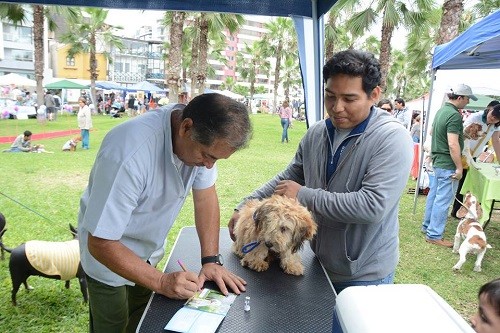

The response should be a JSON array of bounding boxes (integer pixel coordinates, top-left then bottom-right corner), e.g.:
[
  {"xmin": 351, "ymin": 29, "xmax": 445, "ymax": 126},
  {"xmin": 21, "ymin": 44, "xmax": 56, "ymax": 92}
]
[
  {"xmin": 78, "ymin": 94, "xmax": 252, "ymax": 332},
  {"xmin": 394, "ymin": 97, "xmax": 411, "ymax": 130}
]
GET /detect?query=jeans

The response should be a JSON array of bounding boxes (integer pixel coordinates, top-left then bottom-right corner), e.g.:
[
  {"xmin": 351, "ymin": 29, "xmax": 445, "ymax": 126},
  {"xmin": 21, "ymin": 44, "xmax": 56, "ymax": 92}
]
[
  {"xmin": 422, "ymin": 167, "xmax": 458, "ymax": 240},
  {"xmin": 280, "ymin": 118, "xmax": 289, "ymax": 142},
  {"xmin": 81, "ymin": 129, "xmax": 90, "ymax": 149},
  {"xmin": 331, "ymin": 272, "xmax": 395, "ymax": 333}
]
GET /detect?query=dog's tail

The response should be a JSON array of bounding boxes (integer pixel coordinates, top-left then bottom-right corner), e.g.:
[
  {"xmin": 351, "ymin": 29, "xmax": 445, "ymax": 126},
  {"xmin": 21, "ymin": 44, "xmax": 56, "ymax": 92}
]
[{"xmin": 0, "ymin": 230, "xmax": 13, "ymax": 253}]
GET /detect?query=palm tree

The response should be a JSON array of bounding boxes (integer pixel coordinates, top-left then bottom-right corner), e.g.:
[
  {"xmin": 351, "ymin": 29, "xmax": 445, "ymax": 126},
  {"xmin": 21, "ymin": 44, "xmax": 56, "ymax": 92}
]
[
  {"xmin": 334, "ymin": 0, "xmax": 435, "ymax": 93},
  {"xmin": 189, "ymin": 12, "xmax": 244, "ymax": 98},
  {"xmin": 59, "ymin": 7, "xmax": 124, "ymax": 107},
  {"xmin": 0, "ymin": 4, "xmax": 78, "ymax": 107},
  {"xmin": 280, "ymin": 55, "xmax": 301, "ymax": 101},
  {"xmin": 163, "ymin": 11, "xmax": 186, "ymax": 103},
  {"xmin": 435, "ymin": 0, "xmax": 465, "ymax": 45},
  {"xmin": 236, "ymin": 41, "xmax": 270, "ymax": 112},
  {"xmin": 259, "ymin": 17, "xmax": 296, "ymax": 112}
]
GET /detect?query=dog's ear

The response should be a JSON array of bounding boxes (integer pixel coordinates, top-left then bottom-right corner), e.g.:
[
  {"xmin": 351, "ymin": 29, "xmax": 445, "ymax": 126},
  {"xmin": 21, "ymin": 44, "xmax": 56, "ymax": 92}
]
[
  {"xmin": 457, "ymin": 205, "xmax": 468, "ymax": 219},
  {"xmin": 291, "ymin": 217, "xmax": 317, "ymax": 253},
  {"xmin": 476, "ymin": 202, "xmax": 483, "ymax": 219}
]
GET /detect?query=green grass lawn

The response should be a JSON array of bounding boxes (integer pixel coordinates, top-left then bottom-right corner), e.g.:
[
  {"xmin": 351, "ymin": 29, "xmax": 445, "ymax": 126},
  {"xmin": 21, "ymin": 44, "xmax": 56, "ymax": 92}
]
[{"xmin": 0, "ymin": 113, "xmax": 498, "ymax": 332}]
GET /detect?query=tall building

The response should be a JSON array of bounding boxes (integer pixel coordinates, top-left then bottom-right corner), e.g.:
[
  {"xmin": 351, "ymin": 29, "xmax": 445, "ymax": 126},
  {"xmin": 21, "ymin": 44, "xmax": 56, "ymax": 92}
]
[{"xmin": 0, "ymin": 8, "xmax": 35, "ymax": 78}]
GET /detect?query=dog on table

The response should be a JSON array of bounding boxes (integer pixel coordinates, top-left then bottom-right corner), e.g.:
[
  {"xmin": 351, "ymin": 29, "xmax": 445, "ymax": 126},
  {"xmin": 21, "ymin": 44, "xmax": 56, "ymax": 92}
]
[
  {"xmin": 453, "ymin": 192, "xmax": 491, "ymax": 272},
  {"xmin": 462, "ymin": 123, "xmax": 485, "ymax": 168},
  {"xmin": 232, "ymin": 195, "xmax": 317, "ymax": 276}
]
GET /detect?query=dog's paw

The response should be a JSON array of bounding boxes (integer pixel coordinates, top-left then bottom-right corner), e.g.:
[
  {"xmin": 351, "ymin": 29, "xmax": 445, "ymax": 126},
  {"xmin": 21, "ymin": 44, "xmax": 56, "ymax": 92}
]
[
  {"xmin": 452, "ymin": 264, "xmax": 461, "ymax": 271},
  {"xmin": 241, "ymin": 257, "xmax": 269, "ymax": 272},
  {"xmin": 282, "ymin": 261, "xmax": 304, "ymax": 276},
  {"xmin": 452, "ymin": 248, "xmax": 459, "ymax": 253},
  {"xmin": 473, "ymin": 266, "xmax": 482, "ymax": 272}
]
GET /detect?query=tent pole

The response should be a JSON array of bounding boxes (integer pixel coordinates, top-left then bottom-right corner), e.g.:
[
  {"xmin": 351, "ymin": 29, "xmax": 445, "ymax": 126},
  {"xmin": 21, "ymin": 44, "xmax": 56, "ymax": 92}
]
[{"xmin": 413, "ymin": 69, "xmax": 436, "ymax": 215}]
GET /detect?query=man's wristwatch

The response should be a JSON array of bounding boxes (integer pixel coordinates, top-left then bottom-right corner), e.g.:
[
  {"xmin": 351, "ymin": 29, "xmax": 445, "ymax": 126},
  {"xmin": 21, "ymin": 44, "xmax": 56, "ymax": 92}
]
[{"xmin": 201, "ymin": 254, "xmax": 224, "ymax": 266}]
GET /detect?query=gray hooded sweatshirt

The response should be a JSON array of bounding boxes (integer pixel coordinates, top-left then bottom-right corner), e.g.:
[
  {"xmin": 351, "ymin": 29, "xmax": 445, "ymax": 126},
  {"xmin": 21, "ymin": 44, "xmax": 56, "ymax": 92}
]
[{"xmin": 238, "ymin": 107, "xmax": 413, "ymax": 283}]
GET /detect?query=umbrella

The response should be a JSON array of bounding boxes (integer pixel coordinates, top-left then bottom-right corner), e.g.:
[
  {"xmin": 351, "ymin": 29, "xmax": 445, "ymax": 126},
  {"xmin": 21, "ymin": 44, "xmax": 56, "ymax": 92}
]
[
  {"xmin": 0, "ymin": 73, "xmax": 37, "ymax": 87},
  {"xmin": 45, "ymin": 79, "xmax": 89, "ymax": 89},
  {"xmin": 127, "ymin": 81, "xmax": 166, "ymax": 93}
]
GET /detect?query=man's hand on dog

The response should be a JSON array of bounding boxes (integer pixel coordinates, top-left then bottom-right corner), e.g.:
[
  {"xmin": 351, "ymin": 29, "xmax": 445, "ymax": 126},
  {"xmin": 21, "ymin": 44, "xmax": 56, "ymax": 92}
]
[
  {"xmin": 198, "ymin": 263, "xmax": 246, "ymax": 295},
  {"xmin": 274, "ymin": 180, "xmax": 301, "ymax": 198}
]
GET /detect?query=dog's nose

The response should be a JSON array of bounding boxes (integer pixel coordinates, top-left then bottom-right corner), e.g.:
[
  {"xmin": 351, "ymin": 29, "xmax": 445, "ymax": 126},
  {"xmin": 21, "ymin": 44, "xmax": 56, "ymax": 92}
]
[{"xmin": 265, "ymin": 241, "xmax": 273, "ymax": 248}]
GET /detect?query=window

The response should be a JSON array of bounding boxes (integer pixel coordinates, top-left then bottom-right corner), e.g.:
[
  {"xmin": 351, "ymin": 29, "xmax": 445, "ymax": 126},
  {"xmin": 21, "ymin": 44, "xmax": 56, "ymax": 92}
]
[{"xmin": 66, "ymin": 57, "xmax": 75, "ymax": 66}]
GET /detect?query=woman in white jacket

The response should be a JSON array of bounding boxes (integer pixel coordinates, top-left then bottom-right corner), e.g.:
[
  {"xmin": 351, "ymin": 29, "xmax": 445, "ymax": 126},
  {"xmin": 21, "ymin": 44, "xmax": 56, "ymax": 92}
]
[{"xmin": 77, "ymin": 97, "xmax": 93, "ymax": 149}]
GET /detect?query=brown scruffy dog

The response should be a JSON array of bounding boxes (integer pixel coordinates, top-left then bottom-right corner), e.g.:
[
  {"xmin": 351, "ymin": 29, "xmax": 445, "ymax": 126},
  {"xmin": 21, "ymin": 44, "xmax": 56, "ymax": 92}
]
[{"xmin": 232, "ymin": 195, "xmax": 317, "ymax": 275}]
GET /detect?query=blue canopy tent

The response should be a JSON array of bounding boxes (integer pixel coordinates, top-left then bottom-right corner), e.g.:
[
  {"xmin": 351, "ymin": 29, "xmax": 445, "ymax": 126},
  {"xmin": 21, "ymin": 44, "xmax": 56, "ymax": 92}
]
[
  {"xmin": 95, "ymin": 81, "xmax": 127, "ymax": 90},
  {"xmin": 414, "ymin": 9, "xmax": 500, "ymax": 212},
  {"xmin": 24, "ymin": 0, "xmax": 339, "ymax": 126}
]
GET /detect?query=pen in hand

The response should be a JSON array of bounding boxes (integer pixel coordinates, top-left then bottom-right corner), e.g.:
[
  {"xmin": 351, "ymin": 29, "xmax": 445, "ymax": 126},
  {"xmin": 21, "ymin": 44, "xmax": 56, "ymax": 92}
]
[
  {"xmin": 177, "ymin": 259, "xmax": 201, "ymax": 292},
  {"xmin": 177, "ymin": 259, "xmax": 188, "ymax": 272}
]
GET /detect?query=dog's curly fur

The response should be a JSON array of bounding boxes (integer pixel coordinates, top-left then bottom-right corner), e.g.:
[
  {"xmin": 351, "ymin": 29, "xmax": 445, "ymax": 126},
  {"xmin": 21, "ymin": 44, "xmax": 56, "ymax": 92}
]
[{"xmin": 232, "ymin": 195, "xmax": 317, "ymax": 275}]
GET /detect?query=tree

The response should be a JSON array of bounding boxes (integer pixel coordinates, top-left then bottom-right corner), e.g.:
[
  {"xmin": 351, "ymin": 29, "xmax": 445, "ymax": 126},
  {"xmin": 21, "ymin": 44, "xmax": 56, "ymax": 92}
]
[
  {"xmin": 334, "ymin": 0, "xmax": 434, "ymax": 93},
  {"xmin": 236, "ymin": 41, "xmax": 270, "ymax": 112},
  {"xmin": 0, "ymin": 3, "xmax": 78, "ymax": 107},
  {"xmin": 60, "ymin": 7, "xmax": 124, "ymax": 107},
  {"xmin": 260, "ymin": 17, "xmax": 296, "ymax": 111},
  {"xmin": 435, "ymin": 0, "xmax": 464, "ymax": 45},
  {"xmin": 163, "ymin": 11, "xmax": 186, "ymax": 103}
]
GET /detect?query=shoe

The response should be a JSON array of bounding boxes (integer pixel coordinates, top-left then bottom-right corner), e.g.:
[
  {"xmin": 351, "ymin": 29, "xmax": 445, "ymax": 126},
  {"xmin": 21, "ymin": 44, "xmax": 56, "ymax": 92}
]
[{"xmin": 426, "ymin": 238, "xmax": 453, "ymax": 248}]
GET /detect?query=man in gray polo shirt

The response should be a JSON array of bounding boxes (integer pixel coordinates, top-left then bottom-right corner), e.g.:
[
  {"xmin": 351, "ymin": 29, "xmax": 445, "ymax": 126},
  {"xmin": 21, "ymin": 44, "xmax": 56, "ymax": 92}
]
[{"xmin": 78, "ymin": 93, "xmax": 252, "ymax": 332}]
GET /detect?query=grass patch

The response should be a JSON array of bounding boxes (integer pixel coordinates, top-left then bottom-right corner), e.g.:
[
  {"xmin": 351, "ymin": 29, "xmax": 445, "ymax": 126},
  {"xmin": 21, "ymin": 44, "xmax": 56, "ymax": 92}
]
[{"xmin": 0, "ymin": 113, "xmax": 498, "ymax": 332}]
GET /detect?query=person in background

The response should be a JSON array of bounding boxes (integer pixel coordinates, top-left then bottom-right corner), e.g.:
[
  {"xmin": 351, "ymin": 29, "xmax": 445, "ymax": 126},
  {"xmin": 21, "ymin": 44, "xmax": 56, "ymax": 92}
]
[
  {"xmin": 3, "ymin": 130, "xmax": 32, "ymax": 152},
  {"xmin": 394, "ymin": 97, "xmax": 411, "ymax": 129},
  {"xmin": 44, "ymin": 90, "xmax": 56, "ymax": 121},
  {"xmin": 228, "ymin": 49, "xmax": 413, "ymax": 333},
  {"xmin": 77, "ymin": 97, "xmax": 92, "ymax": 150},
  {"xmin": 450, "ymin": 100, "xmax": 500, "ymax": 218},
  {"xmin": 470, "ymin": 278, "xmax": 500, "ymax": 333},
  {"xmin": 377, "ymin": 98, "xmax": 393, "ymax": 114},
  {"xmin": 422, "ymin": 83, "xmax": 476, "ymax": 247},
  {"xmin": 78, "ymin": 94, "xmax": 251, "ymax": 332},
  {"xmin": 278, "ymin": 100, "xmax": 293, "ymax": 143},
  {"xmin": 410, "ymin": 114, "xmax": 421, "ymax": 143},
  {"xmin": 127, "ymin": 94, "xmax": 136, "ymax": 117}
]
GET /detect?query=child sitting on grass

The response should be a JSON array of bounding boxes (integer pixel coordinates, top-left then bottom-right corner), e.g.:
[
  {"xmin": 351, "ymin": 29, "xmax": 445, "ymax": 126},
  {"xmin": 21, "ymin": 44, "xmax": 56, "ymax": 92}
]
[{"xmin": 471, "ymin": 278, "xmax": 500, "ymax": 333}]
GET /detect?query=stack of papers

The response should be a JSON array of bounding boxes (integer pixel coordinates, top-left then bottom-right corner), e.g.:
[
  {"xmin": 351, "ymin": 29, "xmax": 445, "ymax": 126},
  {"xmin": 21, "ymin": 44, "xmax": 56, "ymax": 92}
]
[{"xmin": 164, "ymin": 288, "xmax": 237, "ymax": 333}]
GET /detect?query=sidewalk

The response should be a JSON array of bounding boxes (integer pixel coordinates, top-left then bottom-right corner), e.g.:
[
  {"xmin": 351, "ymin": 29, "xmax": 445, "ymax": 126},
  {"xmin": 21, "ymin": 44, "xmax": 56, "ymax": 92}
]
[{"xmin": 0, "ymin": 129, "xmax": 81, "ymax": 144}]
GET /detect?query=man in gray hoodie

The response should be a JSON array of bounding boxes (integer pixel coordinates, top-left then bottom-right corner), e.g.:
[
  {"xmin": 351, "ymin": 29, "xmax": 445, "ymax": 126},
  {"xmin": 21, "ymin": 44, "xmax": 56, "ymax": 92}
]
[{"xmin": 229, "ymin": 49, "xmax": 413, "ymax": 331}]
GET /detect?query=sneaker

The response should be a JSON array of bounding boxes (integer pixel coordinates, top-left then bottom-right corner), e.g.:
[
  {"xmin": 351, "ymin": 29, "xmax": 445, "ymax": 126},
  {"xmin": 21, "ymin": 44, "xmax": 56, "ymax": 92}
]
[{"xmin": 426, "ymin": 238, "xmax": 453, "ymax": 248}]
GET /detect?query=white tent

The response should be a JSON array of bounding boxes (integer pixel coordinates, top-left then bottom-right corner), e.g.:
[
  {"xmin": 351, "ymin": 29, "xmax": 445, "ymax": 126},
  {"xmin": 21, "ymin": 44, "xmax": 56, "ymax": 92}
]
[
  {"xmin": 0, "ymin": 73, "xmax": 36, "ymax": 87},
  {"xmin": 215, "ymin": 90, "xmax": 244, "ymax": 100}
]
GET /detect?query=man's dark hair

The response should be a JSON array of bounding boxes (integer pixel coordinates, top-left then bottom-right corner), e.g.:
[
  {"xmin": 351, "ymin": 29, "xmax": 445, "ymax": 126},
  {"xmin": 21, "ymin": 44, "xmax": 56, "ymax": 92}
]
[
  {"xmin": 23, "ymin": 130, "xmax": 32, "ymax": 137},
  {"xmin": 478, "ymin": 278, "xmax": 500, "ymax": 316},
  {"xmin": 486, "ymin": 100, "xmax": 499, "ymax": 108},
  {"xmin": 394, "ymin": 97, "xmax": 405, "ymax": 106},
  {"xmin": 377, "ymin": 99, "xmax": 393, "ymax": 109},
  {"xmin": 183, "ymin": 93, "xmax": 252, "ymax": 150},
  {"xmin": 489, "ymin": 104, "xmax": 500, "ymax": 128},
  {"xmin": 323, "ymin": 49, "xmax": 381, "ymax": 96}
]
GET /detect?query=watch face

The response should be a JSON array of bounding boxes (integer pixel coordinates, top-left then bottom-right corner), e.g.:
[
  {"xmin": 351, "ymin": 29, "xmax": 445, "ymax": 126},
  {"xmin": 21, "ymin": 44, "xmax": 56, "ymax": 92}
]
[{"xmin": 217, "ymin": 254, "xmax": 224, "ymax": 265}]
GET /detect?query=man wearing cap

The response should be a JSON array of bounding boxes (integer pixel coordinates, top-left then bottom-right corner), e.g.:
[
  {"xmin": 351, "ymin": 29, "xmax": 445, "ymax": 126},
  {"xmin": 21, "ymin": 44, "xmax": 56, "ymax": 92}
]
[{"xmin": 422, "ymin": 83, "xmax": 477, "ymax": 247}]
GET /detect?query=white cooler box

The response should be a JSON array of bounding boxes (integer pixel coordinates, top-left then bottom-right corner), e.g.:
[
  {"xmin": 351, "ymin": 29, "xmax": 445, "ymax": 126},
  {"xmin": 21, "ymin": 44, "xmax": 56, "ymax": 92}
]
[{"xmin": 335, "ymin": 284, "xmax": 475, "ymax": 333}]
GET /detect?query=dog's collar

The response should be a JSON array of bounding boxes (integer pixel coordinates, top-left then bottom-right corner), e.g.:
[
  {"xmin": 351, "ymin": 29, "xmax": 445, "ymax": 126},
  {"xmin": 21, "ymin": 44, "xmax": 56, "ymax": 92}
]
[{"xmin": 242, "ymin": 241, "xmax": 260, "ymax": 254}]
